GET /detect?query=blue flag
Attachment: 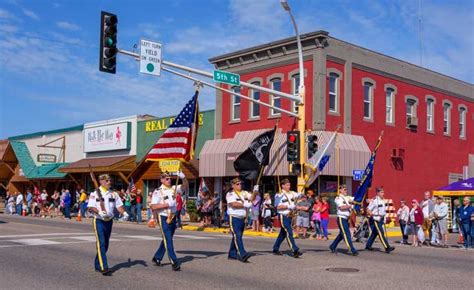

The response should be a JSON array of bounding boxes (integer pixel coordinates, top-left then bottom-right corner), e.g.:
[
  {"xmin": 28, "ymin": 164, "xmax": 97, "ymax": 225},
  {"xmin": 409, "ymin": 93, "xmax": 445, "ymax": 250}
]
[{"xmin": 353, "ymin": 133, "xmax": 383, "ymax": 213}]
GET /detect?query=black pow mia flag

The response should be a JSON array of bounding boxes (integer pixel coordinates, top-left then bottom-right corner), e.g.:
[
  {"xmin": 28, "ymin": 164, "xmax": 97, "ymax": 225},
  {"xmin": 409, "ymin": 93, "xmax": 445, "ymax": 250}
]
[{"xmin": 234, "ymin": 127, "xmax": 276, "ymax": 180}]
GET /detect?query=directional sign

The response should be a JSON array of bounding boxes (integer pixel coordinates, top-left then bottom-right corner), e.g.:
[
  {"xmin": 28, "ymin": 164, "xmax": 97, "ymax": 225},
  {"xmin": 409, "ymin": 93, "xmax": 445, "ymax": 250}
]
[
  {"xmin": 213, "ymin": 69, "xmax": 240, "ymax": 86},
  {"xmin": 353, "ymin": 169, "xmax": 364, "ymax": 181},
  {"xmin": 140, "ymin": 39, "xmax": 162, "ymax": 76}
]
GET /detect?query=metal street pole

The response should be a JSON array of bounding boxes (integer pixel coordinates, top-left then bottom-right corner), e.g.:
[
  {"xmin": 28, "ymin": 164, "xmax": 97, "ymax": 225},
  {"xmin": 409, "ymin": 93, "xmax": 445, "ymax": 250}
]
[{"xmin": 281, "ymin": 0, "xmax": 306, "ymax": 193}]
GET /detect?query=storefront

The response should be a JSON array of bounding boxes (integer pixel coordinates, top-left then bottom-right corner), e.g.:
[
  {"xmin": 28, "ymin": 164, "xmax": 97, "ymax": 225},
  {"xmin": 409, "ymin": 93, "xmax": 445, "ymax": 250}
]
[
  {"xmin": 133, "ymin": 110, "xmax": 215, "ymax": 197},
  {"xmin": 0, "ymin": 140, "xmax": 17, "ymax": 196}
]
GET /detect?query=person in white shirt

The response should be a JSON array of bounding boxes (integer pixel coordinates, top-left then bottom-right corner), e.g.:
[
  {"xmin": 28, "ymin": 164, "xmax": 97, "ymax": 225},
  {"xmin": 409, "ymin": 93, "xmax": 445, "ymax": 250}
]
[
  {"xmin": 365, "ymin": 188, "xmax": 395, "ymax": 253},
  {"xmin": 16, "ymin": 192, "xmax": 23, "ymax": 215},
  {"xmin": 87, "ymin": 173, "xmax": 128, "ymax": 276},
  {"xmin": 151, "ymin": 171, "xmax": 188, "ymax": 271},
  {"xmin": 420, "ymin": 191, "xmax": 434, "ymax": 244},
  {"xmin": 433, "ymin": 197, "xmax": 449, "ymax": 247},
  {"xmin": 329, "ymin": 185, "xmax": 358, "ymax": 255},
  {"xmin": 397, "ymin": 199, "xmax": 410, "ymax": 244}
]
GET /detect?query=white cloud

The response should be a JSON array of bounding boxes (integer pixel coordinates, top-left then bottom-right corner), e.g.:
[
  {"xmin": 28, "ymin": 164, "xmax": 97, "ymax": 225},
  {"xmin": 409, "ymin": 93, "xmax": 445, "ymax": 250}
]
[
  {"xmin": 0, "ymin": 24, "xmax": 18, "ymax": 33},
  {"xmin": 0, "ymin": 8, "xmax": 16, "ymax": 20},
  {"xmin": 56, "ymin": 21, "xmax": 81, "ymax": 31},
  {"xmin": 22, "ymin": 8, "xmax": 40, "ymax": 20},
  {"xmin": 137, "ymin": 23, "xmax": 160, "ymax": 39}
]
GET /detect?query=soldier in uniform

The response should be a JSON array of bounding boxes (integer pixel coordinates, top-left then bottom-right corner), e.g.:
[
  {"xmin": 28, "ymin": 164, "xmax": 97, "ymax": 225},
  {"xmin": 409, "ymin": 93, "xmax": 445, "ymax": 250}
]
[
  {"xmin": 365, "ymin": 188, "xmax": 395, "ymax": 253},
  {"xmin": 272, "ymin": 178, "xmax": 303, "ymax": 258},
  {"xmin": 151, "ymin": 171, "xmax": 188, "ymax": 271},
  {"xmin": 87, "ymin": 174, "xmax": 129, "ymax": 276},
  {"xmin": 329, "ymin": 185, "xmax": 358, "ymax": 256},
  {"xmin": 226, "ymin": 177, "xmax": 257, "ymax": 262}
]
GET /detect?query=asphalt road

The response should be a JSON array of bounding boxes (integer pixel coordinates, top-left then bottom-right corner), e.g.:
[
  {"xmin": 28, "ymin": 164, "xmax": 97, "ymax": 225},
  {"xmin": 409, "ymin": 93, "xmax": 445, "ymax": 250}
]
[{"xmin": 0, "ymin": 215, "xmax": 472, "ymax": 290}]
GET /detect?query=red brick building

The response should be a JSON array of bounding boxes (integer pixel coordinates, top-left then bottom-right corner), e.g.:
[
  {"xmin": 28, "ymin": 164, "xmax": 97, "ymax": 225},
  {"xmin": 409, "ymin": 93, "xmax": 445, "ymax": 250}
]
[{"xmin": 205, "ymin": 31, "xmax": 473, "ymax": 204}]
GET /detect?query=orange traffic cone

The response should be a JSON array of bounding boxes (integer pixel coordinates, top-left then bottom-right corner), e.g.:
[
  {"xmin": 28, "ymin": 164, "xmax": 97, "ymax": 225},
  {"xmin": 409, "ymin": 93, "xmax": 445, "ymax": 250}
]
[
  {"xmin": 22, "ymin": 209, "xmax": 27, "ymax": 216},
  {"xmin": 147, "ymin": 218, "xmax": 156, "ymax": 228},
  {"xmin": 457, "ymin": 233, "xmax": 464, "ymax": 244},
  {"xmin": 76, "ymin": 210, "xmax": 82, "ymax": 222}
]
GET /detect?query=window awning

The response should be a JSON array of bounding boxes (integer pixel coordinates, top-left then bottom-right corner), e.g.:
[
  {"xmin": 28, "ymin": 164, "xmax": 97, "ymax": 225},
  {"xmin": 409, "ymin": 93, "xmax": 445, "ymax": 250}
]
[
  {"xmin": 199, "ymin": 129, "xmax": 371, "ymax": 178},
  {"xmin": 59, "ymin": 155, "xmax": 136, "ymax": 173}
]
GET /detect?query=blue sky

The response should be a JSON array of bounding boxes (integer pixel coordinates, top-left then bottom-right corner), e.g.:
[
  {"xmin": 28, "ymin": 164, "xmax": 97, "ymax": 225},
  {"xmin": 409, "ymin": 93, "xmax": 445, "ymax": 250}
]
[{"xmin": 0, "ymin": 0, "xmax": 472, "ymax": 139}]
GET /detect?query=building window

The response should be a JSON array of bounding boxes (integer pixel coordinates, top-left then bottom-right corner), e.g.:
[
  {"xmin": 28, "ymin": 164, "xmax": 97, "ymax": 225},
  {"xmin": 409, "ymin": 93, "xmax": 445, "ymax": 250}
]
[
  {"xmin": 329, "ymin": 73, "xmax": 339, "ymax": 113},
  {"xmin": 385, "ymin": 88, "xmax": 394, "ymax": 124},
  {"xmin": 291, "ymin": 74, "xmax": 299, "ymax": 113},
  {"xmin": 270, "ymin": 78, "xmax": 281, "ymax": 116},
  {"xmin": 443, "ymin": 103, "xmax": 451, "ymax": 135},
  {"xmin": 459, "ymin": 107, "xmax": 466, "ymax": 138},
  {"xmin": 250, "ymin": 82, "xmax": 260, "ymax": 119},
  {"xmin": 406, "ymin": 99, "xmax": 416, "ymax": 125},
  {"xmin": 363, "ymin": 82, "xmax": 373, "ymax": 119},
  {"xmin": 427, "ymin": 99, "xmax": 434, "ymax": 132},
  {"xmin": 231, "ymin": 86, "xmax": 241, "ymax": 121}
]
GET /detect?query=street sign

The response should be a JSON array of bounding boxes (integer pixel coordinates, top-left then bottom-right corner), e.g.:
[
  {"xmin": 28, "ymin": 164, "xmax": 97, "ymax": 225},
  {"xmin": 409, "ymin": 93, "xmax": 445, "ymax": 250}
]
[
  {"xmin": 140, "ymin": 39, "xmax": 162, "ymax": 76},
  {"xmin": 213, "ymin": 69, "xmax": 240, "ymax": 86},
  {"xmin": 353, "ymin": 169, "xmax": 364, "ymax": 181}
]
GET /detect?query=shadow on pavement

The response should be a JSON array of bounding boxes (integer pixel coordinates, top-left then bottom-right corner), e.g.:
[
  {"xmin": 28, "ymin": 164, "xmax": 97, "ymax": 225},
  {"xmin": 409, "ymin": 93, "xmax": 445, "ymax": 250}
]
[
  {"xmin": 110, "ymin": 258, "xmax": 147, "ymax": 273},
  {"xmin": 176, "ymin": 250, "xmax": 226, "ymax": 264}
]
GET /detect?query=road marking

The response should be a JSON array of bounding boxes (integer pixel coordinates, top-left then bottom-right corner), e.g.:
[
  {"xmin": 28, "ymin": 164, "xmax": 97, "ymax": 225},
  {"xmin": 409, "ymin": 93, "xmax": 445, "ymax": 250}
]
[
  {"xmin": 0, "ymin": 233, "xmax": 89, "ymax": 239},
  {"xmin": 174, "ymin": 234, "xmax": 215, "ymax": 240},
  {"xmin": 123, "ymin": 235, "xmax": 161, "ymax": 241},
  {"xmin": 69, "ymin": 236, "xmax": 119, "ymax": 242},
  {"xmin": 9, "ymin": 239, "xmax": 62, "ymax": 246}
]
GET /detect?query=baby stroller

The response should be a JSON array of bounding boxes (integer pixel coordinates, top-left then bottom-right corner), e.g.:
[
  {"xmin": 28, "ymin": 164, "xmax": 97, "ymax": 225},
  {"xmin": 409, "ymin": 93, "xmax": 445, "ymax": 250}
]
[{"xmin": 352, "ymin": 216, "xmax": 370, "ymax": 243}]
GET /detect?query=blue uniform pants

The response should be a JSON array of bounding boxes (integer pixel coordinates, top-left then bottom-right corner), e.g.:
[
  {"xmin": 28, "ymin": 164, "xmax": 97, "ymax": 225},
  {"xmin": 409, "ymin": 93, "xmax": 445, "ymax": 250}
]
[
  {"xmin": 460, "ymin": 221, "xmax": 472, "ymax": 248},
  {"xmin": 330, "ymin": 217, "xmax": 357, "ymax": 254},
  {"xmin": 228, "ymin": 215, "xmax": 248, "ymax": 259},
  {"xmin": 273, "ymin": 214, "xmax": 299, "ymax": 253},
  {"xmin": 154, "ymin": 215, "xmax": 178, "ymax": 264},
  {"xmin": 366, "ymin": 218, "xmax": 390, "ymax": 250},
  {"xmin": 93, "ymin": 218, "xmax": 113, "ymax": 271}
]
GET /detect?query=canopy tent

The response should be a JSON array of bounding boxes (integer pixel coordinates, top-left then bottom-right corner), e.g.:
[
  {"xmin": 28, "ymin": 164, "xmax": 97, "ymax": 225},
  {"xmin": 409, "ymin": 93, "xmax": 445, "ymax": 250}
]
[{"xmin": 433, "ymin": 177, "xmax": 474, "ymax": 197}]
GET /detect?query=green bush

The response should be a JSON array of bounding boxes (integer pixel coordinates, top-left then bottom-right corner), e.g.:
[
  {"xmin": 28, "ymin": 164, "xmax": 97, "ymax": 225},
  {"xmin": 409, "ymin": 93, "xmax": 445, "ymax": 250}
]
[{"xmin": 186, "ymin": 200, "xmax": 199, "ymax": 222}]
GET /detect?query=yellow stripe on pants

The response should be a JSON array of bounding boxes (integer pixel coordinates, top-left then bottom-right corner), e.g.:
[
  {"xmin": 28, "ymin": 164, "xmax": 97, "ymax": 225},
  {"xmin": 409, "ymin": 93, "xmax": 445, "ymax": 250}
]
[
  {"xmin": 280, "ymin": 214, "xmax": 295, "ymax": 252},
  {"xmin": 93, "ymin": 218, "xmax": 104, "ymax": 271},
  {"xmin": 229, "ymin": 216, "xmax": 242, "ymax": 257},
  {"xmin": 339, "ymin": 217, "xmax": 353, "ymax": 253},
  {"xmin": 158, "ymin": 215, "xmax": 173, "ymax": 264},
  {"xmin": 374, "ymin": 220, "xmax": 388, "ymax": 249}
]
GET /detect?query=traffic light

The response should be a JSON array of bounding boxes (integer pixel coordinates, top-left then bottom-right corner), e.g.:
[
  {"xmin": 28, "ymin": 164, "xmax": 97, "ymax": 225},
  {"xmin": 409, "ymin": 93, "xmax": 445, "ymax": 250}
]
[
  {"xmin": 99, "ymin": 11, "xmax": 118, "ymax": 74},
  {"xmin": 290, "ymin": 163, "xmax": 301, "ymax": 175},
  {"xmin": 286, "ymin": 131, "xmax": 300, "ymax": 162},
  {"xmin": 307, "ymin": 134, "xmax": 318, "ymax": 158}
]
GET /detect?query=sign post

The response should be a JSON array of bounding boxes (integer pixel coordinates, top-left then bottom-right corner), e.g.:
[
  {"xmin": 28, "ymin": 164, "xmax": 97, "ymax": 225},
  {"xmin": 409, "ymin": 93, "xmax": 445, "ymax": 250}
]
[{"xmin": 140, "ymin": 39, "xmax": 162, "ymax": 76}]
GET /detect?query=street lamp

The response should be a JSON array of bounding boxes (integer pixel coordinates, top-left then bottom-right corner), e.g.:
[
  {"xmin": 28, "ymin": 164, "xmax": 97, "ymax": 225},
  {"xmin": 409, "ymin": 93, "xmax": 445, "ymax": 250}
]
[{"xmin": 280, "ymin": 0, "xmax": 306, "ymax": 193}]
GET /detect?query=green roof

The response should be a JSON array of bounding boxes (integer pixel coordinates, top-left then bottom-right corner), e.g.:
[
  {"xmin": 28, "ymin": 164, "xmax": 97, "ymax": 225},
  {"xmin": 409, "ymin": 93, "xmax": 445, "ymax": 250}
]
[
  {"xmin": 9, "ymin": 125, "xmax": 83, "ymax": 140},
  {"xmin": 10, "ymin": 141, "xmax": 68, "ymax": 179}
]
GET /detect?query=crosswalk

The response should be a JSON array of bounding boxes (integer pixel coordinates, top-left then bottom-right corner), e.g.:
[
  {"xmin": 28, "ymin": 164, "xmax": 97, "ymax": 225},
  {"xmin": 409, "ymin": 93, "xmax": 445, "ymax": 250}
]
[{"xmin": 0, "ymin": 232, "xmax": 220, "ymax": 248}]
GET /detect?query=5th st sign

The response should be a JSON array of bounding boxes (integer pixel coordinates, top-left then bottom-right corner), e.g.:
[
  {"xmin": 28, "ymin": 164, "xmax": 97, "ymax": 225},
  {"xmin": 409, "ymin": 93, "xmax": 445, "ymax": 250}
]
[{"xmin": 140, "ymin": 39, "xmax": 162, "ymax": 76}]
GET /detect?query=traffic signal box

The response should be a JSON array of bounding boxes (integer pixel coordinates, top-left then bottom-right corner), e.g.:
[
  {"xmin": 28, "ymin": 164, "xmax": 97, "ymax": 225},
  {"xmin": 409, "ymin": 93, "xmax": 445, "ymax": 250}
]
[{"xmin": 99, "ymin": 11, "xmax": 118, "ymax": 74}]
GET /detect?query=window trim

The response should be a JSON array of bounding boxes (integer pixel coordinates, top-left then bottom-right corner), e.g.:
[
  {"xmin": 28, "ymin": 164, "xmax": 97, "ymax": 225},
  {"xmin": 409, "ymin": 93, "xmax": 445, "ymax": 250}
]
[
  {"xmin": 230, "ymin": 86, "xmax": 241, "ymax": 122},
  {"xmin": 425, "ymin": 95, "xmax": 436, "ymax": 134},
  {"xmin": 328, "ymin": 68, "xmax": 343, "ymax": 116},
  {"xmin": 362, "ymin": 78, "xmax": 376, "ymax": 122},
  {"xmin": 266, "ymin": 73, "xmax": 284, "ymax": 117},
  {"xmin": 458, "ymin": 104, "xmax": 467, "ymax": 139},
  {"xmin": 442, "ymin": 100, "xmax": 453, "ymax": 136},
  {"xmin": 247, "ymin": 77, "xmax": 263, "ymax": 120},
  {"xmin": 384, "ymin": 84, "xmax": 397, "ymax": 126}
]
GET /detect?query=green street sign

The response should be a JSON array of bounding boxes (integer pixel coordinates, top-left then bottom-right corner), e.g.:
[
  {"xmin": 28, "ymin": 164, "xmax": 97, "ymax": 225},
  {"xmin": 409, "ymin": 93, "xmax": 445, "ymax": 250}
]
[{"xmin": 213, "ymin": 70, "xmax": 240, "ymax": 86}]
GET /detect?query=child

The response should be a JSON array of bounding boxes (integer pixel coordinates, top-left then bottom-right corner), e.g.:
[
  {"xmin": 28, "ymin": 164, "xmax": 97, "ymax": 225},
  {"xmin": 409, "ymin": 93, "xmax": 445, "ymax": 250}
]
[
  {"xmin": 311, "ymin": 196, "xmax": 322, "ymax": 239},
  {"xmin": 261, "ymin": 193, "xmax": 273, "ymax": 233}
]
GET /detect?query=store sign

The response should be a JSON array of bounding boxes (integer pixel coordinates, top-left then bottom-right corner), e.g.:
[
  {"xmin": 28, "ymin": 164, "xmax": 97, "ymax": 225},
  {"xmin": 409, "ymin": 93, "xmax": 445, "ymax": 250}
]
[
  {"xmin": 84, "ymin": 122, "xmax": 131, "ymax": 153},
  {"xmin": 353, "ymin": 169, "xmax": 364, "ymax": 181},
  {"xmin": 37, "ymin": 154, "xmax": 57, "ymax": 163},
  {"xmin": 145, "ymin": 113, "xmax": 204, "ymax": 132},
  {"xmin": 159, "ymin": 160, "xmax": 181, "ymax": 173},
  {"xmin": 225, "ymin": 153, "xmax": 240, "ymax": 176}
]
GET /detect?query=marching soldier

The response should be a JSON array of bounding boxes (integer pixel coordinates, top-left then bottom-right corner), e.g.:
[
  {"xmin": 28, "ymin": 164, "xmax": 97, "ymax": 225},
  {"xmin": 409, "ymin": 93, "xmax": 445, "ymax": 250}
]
[
  {"xmin": 329, "ymin": 185, "xmax": 358, "ymax": 256},
  {"xmin": 151, "ymin": 172, "xmax": 188, "ymax": 271},
  {"xmin": 272, "ymin": 178, "xmax": 303, "ymax": 258},
  {"xmin": 365, "ymin": 188, "xmax": 395, "ymax": 253},
  {"xmin": 226, "ymin": 177, "xmax": 256, "ymax": 262},
  {"xmin": 88, "ymin": 174, "xmax": 129, "ymax": 276}
]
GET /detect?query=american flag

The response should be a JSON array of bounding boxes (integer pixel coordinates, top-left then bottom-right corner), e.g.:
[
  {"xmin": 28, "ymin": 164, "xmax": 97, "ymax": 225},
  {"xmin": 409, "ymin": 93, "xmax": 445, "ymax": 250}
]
[
  {"xmin": 146, "ymin": 92, "xmax": 199, "ymax": 161},
  {"xmin": 129, "ymin": 177, "xmax": 137, "ymax": 193}
]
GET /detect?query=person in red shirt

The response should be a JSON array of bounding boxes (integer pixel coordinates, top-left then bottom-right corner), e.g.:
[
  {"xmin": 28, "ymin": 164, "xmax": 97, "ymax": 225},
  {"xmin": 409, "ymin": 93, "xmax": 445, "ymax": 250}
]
[
  {"xmin": 410, "ymin": 199, "xmax": 424, "ymax": 247},
  {"xmin": 320, "ymin": 196, "xmax": 330, "ymax": 240},
  {"xmin": 176, "ymin": 191, "xmax": 184, "ymax": 229}
]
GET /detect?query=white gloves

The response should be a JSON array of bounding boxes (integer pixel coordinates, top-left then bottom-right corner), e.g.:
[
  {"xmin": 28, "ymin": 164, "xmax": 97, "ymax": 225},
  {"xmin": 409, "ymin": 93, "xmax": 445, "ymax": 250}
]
[
  {"xmin": 288, "ymin": 204, "xmax": 296, "ymax": 211},
  {"xmin": 98, "ymin": 210, "xmax": 108, "ymax": 219},
  {"xmin": 120, "ymin": 211, "xmax": 129, "ymax": 222},
  {"xmin": 177, "ymin": 171, "xmax": 186, "ymax": 179},
  {"xmin": 244, "ymin": 201, "xmax": 252, "ymax": 209},
  {"xmin": 253, "ymin": 185, "xmax": 259, "ymax": 193}
]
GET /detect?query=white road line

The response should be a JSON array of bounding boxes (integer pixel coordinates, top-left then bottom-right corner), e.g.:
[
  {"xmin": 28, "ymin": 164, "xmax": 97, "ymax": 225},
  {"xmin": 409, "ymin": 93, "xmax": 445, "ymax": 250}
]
[
  {"xmin": 69, "ymin": 236, "xmax": 119, "ymax": 242},
  {"xmin": 9, "ymin": 239, "xmax": 62, "ymax": 246},
  {"xmin": 174, "ymin": 234, "xmax": 215, "ymax": 240},
  {"xmin": 122, "ymin": 235, "xmax": 161, "ymax": 241},
  {"xmin": 0, "ymin": 233, "xmax": 89, "ymax": 239}
]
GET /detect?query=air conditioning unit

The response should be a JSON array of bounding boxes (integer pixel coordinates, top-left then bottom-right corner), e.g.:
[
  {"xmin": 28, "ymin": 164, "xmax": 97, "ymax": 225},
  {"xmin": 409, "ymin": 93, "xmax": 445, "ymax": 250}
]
[
  {"xmin": 391, "ymin": 148, "xmax": 405, "ymax": 159},
  {"xmin": 407, "ymin": 116, "xmax": 418, "ymax": 128}
]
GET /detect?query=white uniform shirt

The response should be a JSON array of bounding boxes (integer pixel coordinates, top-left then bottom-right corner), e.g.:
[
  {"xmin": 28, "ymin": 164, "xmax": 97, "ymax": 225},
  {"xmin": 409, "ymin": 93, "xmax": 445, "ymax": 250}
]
[
  {"xmin": 367, "ymin": 196, "xmax": 387, "ymax": 222},
  {"xmin": 262, "ymin": 199, "xmax": 272, "ymax": 218},
  {"xmin": 87, "ymin": 187, "xmax": 123, "ymax": 220},
  {"xmin": 397, "ymin": 205, "xmax": 410, "ymax": 223},
  {"xmin": 335, "ymin": 194, "xmax": 354, "ymax": 219},
  {"xmin": 275, "ymin": 190, "xmax": 299, "ymax": 216},
  {"xmin": 16, "ymin": 194, "xmax": 23, "ymax": 205},
  {"xmin": 434, "ymin": 203, "xmax": 448, "ymax": 220},
  {"xmin": 226, "ymin": 190, "xmax": 251, "ymax": 218},
  {"xmin": 151, "ymin": 185, "xmax": 180, "ymax": 217}
]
